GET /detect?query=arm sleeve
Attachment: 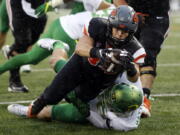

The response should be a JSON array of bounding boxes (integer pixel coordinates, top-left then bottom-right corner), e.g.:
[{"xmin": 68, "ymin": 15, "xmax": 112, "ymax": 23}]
[
  {"xmin": 87, "ymin": 111, "xmax": 109, "ymax": 129},
  {"xmin": 106, "ymin": 109, "xmax": 142, "ymax": 132},
  {"xmin": 83, "ymin": 0, "xmax": 102, "ymax": 11}
]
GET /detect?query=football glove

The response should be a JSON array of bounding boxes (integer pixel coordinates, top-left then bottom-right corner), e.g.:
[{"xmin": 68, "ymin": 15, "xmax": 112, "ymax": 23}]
[
  {"xmin": 90, "ymin": 48, "xmax": 124, "ymax": 64},
  {"xmin": 65, "ymin": 91, "xmax": 90, "ymax": 117},
  {"xmin": 105, "ymin": 49, "xmax": 136, "ymax": 75},
  {"xmin": 115, "ymin": 49, "xmax": 137, "ymax": 77}
]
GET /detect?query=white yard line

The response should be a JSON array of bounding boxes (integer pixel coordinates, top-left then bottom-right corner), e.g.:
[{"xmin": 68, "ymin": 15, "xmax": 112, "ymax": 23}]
[
  {"xmin": 0, "ymin": 93, "xmax": 180, "ymax": 105},
  {"xmin": 158, "ymin": 63, "xmax": 180, "ymax": 67},
  {"xmin": 32, "ymin": 68, "xmax": 53, "ymax": 72},
  {"xmin": 162, "ymin": 45, "xmax": 179, "ymax": 49},
  {"xmin": 168, "ymin": 33, "xmax": 180, "ymax": 37},
  {"xmin": 0, "ymin": 100, "xmax": 33, "ymax": 105},
  {"xmin": 151, "ymin": 93, "xmax": 180, "ymax": 97}
]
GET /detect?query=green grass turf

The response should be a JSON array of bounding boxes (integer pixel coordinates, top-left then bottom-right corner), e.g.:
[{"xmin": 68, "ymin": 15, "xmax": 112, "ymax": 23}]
[{"xmin": 0, "ymin": 10, "xmax": 180, "ymax": 135}]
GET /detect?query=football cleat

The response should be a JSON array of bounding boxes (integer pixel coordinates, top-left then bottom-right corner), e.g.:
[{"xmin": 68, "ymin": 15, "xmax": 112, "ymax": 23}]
[
  {"xmin": 2, "ymin": 45, "xmax": 11, "ymax": 59},
  {"xmin": 8, "ymin": 81, "xmax": 29, "ymax": 93},
  {"xmin": 9, "ymin": 67, "xmax": 29, "ymax": 93},
  {"xmin": 20, "ymin": 65, "xmax": 32, "ymax": 73},
  {"xmin": 141, "ymin": 96, "xmax": 151, "ymax": 118},
  {"xmin": 7, "ymin": 104, "xmax": 28, "ymax": 117}
]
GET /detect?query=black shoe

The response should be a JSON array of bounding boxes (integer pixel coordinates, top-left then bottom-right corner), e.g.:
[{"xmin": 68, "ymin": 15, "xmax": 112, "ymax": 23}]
[
  {"xmin": 8, "ymin": 81, "xmax": 29, "ymax": 93},
  {"xmin": 8, "ymin": 67, "xmax": 29, "ymax": 93}
]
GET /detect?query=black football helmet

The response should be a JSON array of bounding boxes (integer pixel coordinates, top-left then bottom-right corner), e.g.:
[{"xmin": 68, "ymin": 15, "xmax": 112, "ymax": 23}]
[{"xmin": 107, "ymin": 5, "xmax": 138, "ymax": 48}]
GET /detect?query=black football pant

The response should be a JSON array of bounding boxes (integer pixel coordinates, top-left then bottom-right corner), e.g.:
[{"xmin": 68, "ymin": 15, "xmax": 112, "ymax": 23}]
[{"xmin": 41, "ymin": 54, "xmax": 119, "ymax": 104}]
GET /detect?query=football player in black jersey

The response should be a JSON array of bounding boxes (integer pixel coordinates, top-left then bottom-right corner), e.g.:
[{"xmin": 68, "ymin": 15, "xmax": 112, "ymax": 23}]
[
  {"xmin": 113, "ymin": 0, "xmax": 170, "ymax": 117},
  {"xmin": 3, "ymin": 0, "xmax": 47, "ymax": 92},
  {"xmin": 26, "ymin": 5, "xmax": 146, "ymax": 118}
]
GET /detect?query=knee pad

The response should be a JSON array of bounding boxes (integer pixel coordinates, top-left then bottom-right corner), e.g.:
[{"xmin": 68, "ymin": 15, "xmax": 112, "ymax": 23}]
[
  {"xmin": 140, "ymin": 50, "xmax": 157, "ymax": 77},
  {"xmin": 140, "ymin": 65, "xmax": 157, "ymax": 77}
]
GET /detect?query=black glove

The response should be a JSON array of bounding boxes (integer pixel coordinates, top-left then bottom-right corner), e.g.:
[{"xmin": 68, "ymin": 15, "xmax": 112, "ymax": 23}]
[
  {"xmin": 115, "ymin": 49, "xmax": 137, "ymax": 77},
  {"xmin": 65, "ymin": 91, "xmax": 90, "ymax": 117},
  {"xmin": 112, "ymin": 49, "xmax": 137, "ymax": 76},
  {"xmin": 90, "ymin": 48, "xmax": 112, "ymax": 62},
  {"xmin": 90, "ymin": 48, "xmax": 133, "ymax": 73},
  {"xmin": 110, "ymin": 49, "xmax": 133, "ymax": 66}
]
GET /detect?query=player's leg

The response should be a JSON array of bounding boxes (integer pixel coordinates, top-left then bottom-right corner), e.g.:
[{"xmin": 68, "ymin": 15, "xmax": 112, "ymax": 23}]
[
  {"xmin": 0, "ymin": 45, "xmax": 51, "ymax": 74},
  {"xmin": 0, "ymin": 0, "xmax": 9, "ymax": 48},
  {"xmin": 0, "ymin": 18, "xmax": 60, "ymax": 75},
  {"xmin": 5, "ymin": 0, "xmax": 31, "ymax": 92},
  {"xmin": 41, "ymin": 18, "xmax": 76, "ymax": 73},
  {"xmin": 19, "ymin": 14, "xmax": 47, "ymax": 73},
  {"xmin": 28, "ymin": 54, "xmax": 85, "ymax": 117},
  {"xmin": 49, "ymin": 41, "xmax": 69, "ymax": 73},
  {"xmin": 4, "ymin": 0, "xmax": 48, "ymax": 92},
  {"xmin": 139, "ymin": 15, "xmax": 169, "ymax": 117},
  {"xmin": 8, "ymin": 103, "xmax": 87, "ymax": 123},
  {"xmin": 51, "ymin": 103, "xmax": 87, "ymax": 123}
]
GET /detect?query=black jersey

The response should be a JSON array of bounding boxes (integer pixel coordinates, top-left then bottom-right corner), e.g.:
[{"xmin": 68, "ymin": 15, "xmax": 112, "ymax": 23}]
[
  {"xmin": 25, "ymin": 0, "xmax": 46, "ymax": 9},
  {"xmin": 87, "ymin": 18, "xmax": 146, "ymax": 73},
  {"xmin": 126, "ymin": 0, "xmax": 170, "ymax": 16},
  {"xmin": 10, "ymin": 0, "xmax": 46, "ymax": 18}
]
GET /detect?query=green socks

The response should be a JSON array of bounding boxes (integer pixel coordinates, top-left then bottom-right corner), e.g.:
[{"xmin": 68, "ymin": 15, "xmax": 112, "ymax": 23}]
[{"xmin": 54, "ymin": 59, "xmax": 67, "ymax": 73}]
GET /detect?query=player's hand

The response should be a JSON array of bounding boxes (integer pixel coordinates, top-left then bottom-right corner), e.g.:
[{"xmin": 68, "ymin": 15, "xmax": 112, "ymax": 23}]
[
  {"xmin": 35, "ymin": 2, "xmax": 53, "ymax": 17},
  {"xmin": 114, "ymin": 49, "xmax": 134, "ymax": 67},
  {"xmin": 113, "ymin": 50, "xmax": 137, "ymax": 77},
  {"xmin": 98, "ymin": 49, "xmax": 133, "ymax": 65}
]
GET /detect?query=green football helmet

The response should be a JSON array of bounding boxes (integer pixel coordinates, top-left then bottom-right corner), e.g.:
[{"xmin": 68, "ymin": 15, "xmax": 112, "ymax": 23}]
[{"xmin": 100, "ymin": 83, "xmax": 143, "ymax": 113}]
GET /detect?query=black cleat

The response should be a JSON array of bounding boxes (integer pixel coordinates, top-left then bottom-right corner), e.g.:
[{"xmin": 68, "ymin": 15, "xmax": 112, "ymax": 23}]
[
  {"xmin": 8, "ymin": 81, "xmax": 29, "ymax": 93},
  {"xmin": 8, "ymin": 67, "xmax": 29, "ymax": 93}
]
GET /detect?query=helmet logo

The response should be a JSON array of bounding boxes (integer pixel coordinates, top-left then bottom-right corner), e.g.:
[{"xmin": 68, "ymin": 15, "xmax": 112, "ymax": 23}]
[{"xmin": 128, "ymin": 104, "xmax": 139, "ymax": 111}]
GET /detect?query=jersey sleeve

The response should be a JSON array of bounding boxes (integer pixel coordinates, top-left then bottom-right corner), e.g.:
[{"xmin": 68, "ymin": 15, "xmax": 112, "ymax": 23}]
[
  {"xmin": 87, "ymin": 107, "xmax": 142, "ymax": 131},
  {"xmin": 88, "ymin": 18, "xmax": 108, "ymax": 42},
  {"xmin": 133, "ymin": 47, "xmax": 146, "ymax": 64},
  {"xmin": 83, "ymin": 0, "xmax": 102, "ymax": 12},
  {"xmin": 106, "ymin": 108, "xmax": 142, "ymax": 131},
  {"xmin": 87, "ymin": 110, "xmax": 109, "ymax": 129}
]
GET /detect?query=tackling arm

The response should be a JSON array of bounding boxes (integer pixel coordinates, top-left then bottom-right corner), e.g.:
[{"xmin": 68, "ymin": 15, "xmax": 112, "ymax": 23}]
[
  {"xmin": 105, "ymin": 111, "xmax": 141, "ymax": 131},
  {"xmin": 75, "ymin": 35, "xmax": 94, "ymax": 57},
  {"xmin": 87, "ymin": 109, "xmax": 141, "ymax": 131},
  {"xmin": 126, "ymin": 63, "xmax": 140, "ymax": 82}
]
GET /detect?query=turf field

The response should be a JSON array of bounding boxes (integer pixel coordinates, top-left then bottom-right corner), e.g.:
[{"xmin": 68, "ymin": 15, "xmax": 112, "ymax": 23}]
[{"xmin": 0, "ymin": 10, "xmax": 180, "ymax": 135}]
